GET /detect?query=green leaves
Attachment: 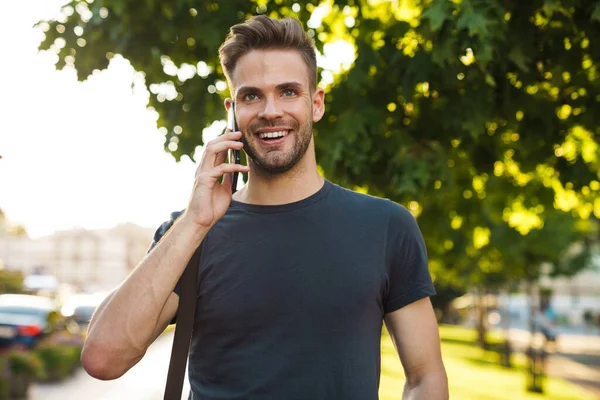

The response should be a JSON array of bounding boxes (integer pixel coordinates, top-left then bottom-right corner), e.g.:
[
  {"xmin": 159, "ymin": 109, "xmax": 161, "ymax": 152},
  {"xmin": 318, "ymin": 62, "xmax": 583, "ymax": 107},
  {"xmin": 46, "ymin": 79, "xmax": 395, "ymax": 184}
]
[
  {"xmin": 592, "ymin": 4, "xmax": 600, "ymax": 22},
  {"xmin": 542, "ymin": 0, "xmax": 559, "ymax": 18},
  {"xmin": 507, "ymin": 46, "xmax": 530, "ymax": 72},
  {"xmin": 33, "ymin": 0, "xmax": 600, "ymax": 290},
  {"xmin": 421, "ymin": 0, "xmax": 453, "ymax": 32},
  {"xmin": 457, "ymin": 6, "xmax": 489, "ymax": 38}
]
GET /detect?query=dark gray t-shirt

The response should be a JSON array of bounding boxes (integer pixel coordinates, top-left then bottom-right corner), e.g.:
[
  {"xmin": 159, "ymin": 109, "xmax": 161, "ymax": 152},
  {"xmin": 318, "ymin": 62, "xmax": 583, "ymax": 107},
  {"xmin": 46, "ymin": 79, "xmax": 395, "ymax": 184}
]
[{"xmin": 150, "ymin": 180, "xmax": 435, "ymax": 400}]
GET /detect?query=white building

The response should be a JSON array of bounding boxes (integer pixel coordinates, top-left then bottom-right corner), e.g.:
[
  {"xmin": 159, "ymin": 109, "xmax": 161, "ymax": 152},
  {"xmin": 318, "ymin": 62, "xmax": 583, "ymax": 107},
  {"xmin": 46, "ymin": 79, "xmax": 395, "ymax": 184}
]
[{"xmin": 0, "ymin": 223, "xmax": 155, "ymax": 293}]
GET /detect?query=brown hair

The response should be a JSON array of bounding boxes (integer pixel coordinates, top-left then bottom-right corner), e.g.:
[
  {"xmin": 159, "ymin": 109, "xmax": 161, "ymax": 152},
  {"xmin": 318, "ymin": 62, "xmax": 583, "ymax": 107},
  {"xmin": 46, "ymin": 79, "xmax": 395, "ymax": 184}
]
[{"xmin": 218, "ymin": 15, "xmax": 317, "ymax": 93}]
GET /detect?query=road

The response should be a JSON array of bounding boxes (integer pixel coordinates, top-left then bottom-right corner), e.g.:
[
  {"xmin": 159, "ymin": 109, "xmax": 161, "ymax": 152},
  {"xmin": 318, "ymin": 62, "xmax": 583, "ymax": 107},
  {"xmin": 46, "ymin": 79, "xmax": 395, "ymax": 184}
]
[
  {"xmin": 29, "ymin": 331, "xmax": 190, "ymax": 400},
  {"xmin": 26, "ymin": 327, "xmax": 600, "ymax": 399},
  {"xmin": 507, "ymin": 328, "xmax": 600, "ymax": 397}
]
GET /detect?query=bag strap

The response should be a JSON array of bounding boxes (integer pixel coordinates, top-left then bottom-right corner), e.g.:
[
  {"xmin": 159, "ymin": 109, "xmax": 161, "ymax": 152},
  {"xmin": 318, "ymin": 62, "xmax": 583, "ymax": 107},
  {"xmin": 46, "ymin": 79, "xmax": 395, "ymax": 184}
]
[{"xmin": 164, "ymin": 245, "xmax": 201, "ymax": 400}]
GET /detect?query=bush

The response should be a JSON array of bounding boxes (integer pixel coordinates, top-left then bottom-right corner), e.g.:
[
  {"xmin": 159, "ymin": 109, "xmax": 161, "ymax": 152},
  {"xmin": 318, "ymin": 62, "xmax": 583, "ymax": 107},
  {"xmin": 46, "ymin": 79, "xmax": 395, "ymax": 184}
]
[
  {"xmin": 34, "ymin": 344, "xmax": 82, "ymax": 382},
  {"xmin": 0, "ymin": 270, "xmax": 25, "ymax": 293},
  {"xmin": 7, "ymin": 350, "xmax": 45, "ymax": 379},
  {"xmin": 0, "ymin": 358, "xmax": 9, "ymax": 400},
  {"xmin": 0, "ymin": 350, "xmax": 45, "ymax": 399}
]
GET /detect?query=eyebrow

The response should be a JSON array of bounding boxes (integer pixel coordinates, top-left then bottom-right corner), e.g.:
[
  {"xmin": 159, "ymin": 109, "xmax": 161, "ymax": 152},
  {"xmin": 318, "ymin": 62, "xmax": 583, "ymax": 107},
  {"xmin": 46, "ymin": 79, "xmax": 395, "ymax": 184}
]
[{"xmin": 236, "ymin": 81, "xmax": 304, "ymax": 99}]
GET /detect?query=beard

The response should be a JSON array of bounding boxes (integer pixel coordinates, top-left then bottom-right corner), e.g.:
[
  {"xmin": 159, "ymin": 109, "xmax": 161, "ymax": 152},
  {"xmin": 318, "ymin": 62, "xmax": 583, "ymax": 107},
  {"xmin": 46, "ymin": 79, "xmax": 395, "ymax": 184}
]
[{"xmin": 242, "ymin": 114, "xmax": 313, "ymax": 175}]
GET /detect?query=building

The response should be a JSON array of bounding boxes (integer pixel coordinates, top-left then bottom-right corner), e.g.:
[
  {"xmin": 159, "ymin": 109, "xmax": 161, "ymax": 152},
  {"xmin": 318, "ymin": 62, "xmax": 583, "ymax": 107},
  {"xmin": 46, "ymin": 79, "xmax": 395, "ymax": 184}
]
[{"xmin": 0, "ymin": 223, "xmax": 155, "ymax": 293}]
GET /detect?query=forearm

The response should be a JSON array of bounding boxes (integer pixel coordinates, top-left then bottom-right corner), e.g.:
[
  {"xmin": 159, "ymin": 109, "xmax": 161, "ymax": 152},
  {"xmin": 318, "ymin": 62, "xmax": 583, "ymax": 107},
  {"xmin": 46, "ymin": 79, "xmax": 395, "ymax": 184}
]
[
  {"xmin": 83, "ymin": 214, "xmax": 207, "ymax": 375},
  {"xmin": 403, "ymin": 369, "xmax": 449, "ymax": 400}
]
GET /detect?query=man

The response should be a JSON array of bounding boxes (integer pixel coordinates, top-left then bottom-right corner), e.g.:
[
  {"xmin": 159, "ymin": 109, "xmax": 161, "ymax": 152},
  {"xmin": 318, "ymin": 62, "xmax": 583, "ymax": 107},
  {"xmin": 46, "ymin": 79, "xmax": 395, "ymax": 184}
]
[{"xmin": 82, "ymin": 15, "xmax": 448, "ymax": 399}]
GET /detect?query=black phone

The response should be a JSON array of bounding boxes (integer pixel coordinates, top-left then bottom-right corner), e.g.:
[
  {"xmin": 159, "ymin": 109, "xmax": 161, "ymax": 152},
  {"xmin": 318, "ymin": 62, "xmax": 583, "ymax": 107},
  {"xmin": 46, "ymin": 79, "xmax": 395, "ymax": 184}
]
[{"xmin": 228, "ymin": 102, "xmax": 241, "ymax": 193}]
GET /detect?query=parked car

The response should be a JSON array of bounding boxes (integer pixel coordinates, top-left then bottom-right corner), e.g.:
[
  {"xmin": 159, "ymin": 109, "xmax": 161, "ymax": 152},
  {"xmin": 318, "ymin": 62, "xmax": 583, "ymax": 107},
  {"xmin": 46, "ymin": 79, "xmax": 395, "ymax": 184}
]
[
  {"xmin": 61, "ymin": 292, "xmax": 108, "ymax": 329},
  {"xmin": 0, "ymin": 294, "xmax": 62, "ymax": 349}
]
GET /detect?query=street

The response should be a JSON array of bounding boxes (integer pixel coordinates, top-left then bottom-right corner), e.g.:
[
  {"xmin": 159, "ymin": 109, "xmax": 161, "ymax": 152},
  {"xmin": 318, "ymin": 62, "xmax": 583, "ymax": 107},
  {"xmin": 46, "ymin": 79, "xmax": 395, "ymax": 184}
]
[
  {"xmin": 29, "ymin": 331, "xmax": 189, "ymax": 400},
  {"xmin": 24, "ymin": 327, "xmax": 600, "ymax": 399},
  {"xmin": 508, "ymin": 328, "xmax": 600, "ymax": 397}
]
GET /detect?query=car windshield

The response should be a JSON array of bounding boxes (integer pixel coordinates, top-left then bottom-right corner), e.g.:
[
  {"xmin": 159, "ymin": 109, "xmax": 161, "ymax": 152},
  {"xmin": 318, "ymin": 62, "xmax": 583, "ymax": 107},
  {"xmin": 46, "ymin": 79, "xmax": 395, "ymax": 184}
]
[
  {"xmin": 74, "ymin": 306, "xmax": 96, "ymax": 320},
  {"xmin": 0, "ymin": 306, "xmax": 49, "ymax": 326},
  {"xmin": 0, "ymin": 306, "xmax": 48, "ymax": 317}
]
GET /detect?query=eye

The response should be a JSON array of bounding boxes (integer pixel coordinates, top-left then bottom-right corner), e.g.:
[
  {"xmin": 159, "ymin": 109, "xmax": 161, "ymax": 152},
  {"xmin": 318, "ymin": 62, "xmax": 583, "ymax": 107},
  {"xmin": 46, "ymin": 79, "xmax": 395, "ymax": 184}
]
[
  {"xmin": 282, "ymin": 89, "xmax": 297, "ymax": 97},
  {"xmin": 243, "ymin": 93, "xmax": 260, "ymax": 101}
]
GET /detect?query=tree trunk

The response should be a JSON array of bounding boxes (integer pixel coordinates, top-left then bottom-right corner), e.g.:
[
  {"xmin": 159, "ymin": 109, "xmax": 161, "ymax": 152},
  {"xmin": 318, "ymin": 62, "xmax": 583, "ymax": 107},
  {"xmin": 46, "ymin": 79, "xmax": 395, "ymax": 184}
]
[
  {"xmin": 528, "ymin": 282, "xmax": 536, "ymax": 335},
  {"xmin": 476, "ymin": 288, "xmax": 488, "ymax": 349},
  {"xmin": 527, "ymin": 281, "xmax": 544, "ymax": 393},
  {"xmin": 502, "ymin": 289, "xmax": 512, "ymax": 368}
]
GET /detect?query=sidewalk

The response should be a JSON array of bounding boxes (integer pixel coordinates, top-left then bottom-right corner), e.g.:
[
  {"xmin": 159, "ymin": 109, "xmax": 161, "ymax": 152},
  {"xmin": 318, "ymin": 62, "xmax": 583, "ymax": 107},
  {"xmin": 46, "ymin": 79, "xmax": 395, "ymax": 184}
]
[
  {"xmin": 30, "ymin": 331, "xmax": 189, "ymax": 400},
  {"xmin": 507, "ymin": 328, "xmax": 600, "ymax": 397}
]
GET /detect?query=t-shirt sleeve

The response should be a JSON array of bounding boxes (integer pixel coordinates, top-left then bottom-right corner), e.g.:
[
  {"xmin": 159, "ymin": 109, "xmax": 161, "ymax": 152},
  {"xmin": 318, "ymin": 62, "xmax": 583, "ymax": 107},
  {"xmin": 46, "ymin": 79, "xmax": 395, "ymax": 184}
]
[
  {"xmin": 147, "ymin": 210, "xmax": 185, "ymax": 299},
  {"xmin": 383, "ymin": 201, "xmax": 436, "ymax": 314}
]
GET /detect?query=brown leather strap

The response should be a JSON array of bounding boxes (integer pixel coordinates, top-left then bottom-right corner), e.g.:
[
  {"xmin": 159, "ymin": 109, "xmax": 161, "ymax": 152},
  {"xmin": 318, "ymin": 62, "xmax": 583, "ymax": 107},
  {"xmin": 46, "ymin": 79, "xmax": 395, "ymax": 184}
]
[{"xmin": 164, "ymin": 246, "xmax": 201, "ymax": 400}]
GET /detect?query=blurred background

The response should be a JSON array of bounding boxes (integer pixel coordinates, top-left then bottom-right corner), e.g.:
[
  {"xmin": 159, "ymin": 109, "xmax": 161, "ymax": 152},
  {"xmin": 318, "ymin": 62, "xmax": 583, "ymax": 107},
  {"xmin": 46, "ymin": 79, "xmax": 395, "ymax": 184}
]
[{"xmin": 1, "ymin": 0, "xmax": 600, "ymax": 399}]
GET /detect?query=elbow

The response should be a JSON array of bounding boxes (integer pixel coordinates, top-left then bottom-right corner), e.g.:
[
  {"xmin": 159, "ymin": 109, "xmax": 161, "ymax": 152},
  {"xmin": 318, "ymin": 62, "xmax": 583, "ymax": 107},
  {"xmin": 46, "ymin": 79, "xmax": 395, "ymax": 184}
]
[
  {"xmin": 81, "ymin": 340, "xmax": 129, "ymax": 380},
  {"xmin": 404, "ymin": 367, "xmax": 448, "ymax": 400}
]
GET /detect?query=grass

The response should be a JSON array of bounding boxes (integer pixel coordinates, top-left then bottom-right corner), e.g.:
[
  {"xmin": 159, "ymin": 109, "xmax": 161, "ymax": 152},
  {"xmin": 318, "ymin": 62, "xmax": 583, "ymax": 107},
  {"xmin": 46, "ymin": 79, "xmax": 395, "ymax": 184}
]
[{"xmin": 379, "ymin": 324, "xmax": 596, "ymax": 400}]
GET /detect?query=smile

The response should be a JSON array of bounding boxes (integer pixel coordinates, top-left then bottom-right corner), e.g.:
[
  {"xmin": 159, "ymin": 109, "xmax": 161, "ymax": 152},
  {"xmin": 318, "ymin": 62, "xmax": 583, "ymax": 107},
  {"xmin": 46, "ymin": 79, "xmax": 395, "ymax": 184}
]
[{"xmin": 258, "ymin": 130, "xmax": 289, "ymax": 140}]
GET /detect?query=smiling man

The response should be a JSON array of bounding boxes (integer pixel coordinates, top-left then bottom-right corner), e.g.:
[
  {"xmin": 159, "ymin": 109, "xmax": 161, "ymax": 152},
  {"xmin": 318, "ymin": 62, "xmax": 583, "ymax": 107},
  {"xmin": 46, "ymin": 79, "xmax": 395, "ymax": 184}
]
[{"xmin": 81, "ymin": 15, "xmax": 448, "ymax": 400}]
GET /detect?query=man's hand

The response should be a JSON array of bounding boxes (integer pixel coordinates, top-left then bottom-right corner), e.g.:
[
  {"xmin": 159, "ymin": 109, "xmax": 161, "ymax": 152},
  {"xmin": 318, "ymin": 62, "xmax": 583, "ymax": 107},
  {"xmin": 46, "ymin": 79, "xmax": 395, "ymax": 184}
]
[
  {"xmin": 184, "ymin": 129, "xmax": 249, "ymax": 228},
  {"xmin": 81, "ymin": 130, "xmax": 248, "ymax": 380}
]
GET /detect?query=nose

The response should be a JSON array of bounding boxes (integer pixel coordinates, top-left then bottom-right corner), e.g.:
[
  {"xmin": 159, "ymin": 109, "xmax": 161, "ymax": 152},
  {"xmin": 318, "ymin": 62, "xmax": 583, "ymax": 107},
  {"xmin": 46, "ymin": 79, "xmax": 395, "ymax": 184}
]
[{"xmin": 258, "ymin": 96, "xmax": 283, "ymax": 120}]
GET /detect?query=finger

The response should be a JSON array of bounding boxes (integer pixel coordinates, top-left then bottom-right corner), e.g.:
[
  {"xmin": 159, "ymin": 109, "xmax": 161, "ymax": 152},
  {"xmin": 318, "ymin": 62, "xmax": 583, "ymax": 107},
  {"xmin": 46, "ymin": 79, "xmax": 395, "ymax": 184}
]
[
  {"xmin": 197, "ymin": 162, "xmax": 249, "ymax": 181},
  {"xmin": 221, "ymin": 170, "xmax": 232, "ymax": 188},
  {"xmin": 214, "ymin": 148, "xmax": 228, "ymax": 167},
  {"xmin": 205, "ymin": 163, "xmax": 249, "ymax": 179},
  {"xmin": 200, "ymin": 140, "xmax": 243, "ymax": 169},
  {"xmin": 200, "ymin": 130, "xmax": 242, "ymax": 163},
  {"xmin": 204, "ymin": 138, "xmax": 243, "ymax": 155},
  {"xmin": 196, "ymin": 163, "xmax": 249, "ymax": 183},
  {"xmin": 218, "ymin": 129, "xmax": 242, "ymax": 141}
]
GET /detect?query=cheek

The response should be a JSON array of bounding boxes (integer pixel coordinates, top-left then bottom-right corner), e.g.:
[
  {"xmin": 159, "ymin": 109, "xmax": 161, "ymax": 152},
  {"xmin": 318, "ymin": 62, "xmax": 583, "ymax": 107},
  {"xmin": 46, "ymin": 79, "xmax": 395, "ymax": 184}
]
[
  {"xmin": 237, "ymin": 110, "xmax": 255, "ymax": 132},
  {"xmin": 287, "ymin": 101, "xmax": 312, "ymax": 121}
]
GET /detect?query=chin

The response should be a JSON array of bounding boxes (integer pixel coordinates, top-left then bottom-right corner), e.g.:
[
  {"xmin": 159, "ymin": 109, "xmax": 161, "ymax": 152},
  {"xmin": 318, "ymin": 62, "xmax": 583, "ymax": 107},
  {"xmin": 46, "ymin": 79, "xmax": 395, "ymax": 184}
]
[
  {"xmin": 250, "ymin": 154, "xmax": 300, "ymax": 175},
  {"xmin": 255, "ymin": 161, "xmax": 297, "ymax": 175}
]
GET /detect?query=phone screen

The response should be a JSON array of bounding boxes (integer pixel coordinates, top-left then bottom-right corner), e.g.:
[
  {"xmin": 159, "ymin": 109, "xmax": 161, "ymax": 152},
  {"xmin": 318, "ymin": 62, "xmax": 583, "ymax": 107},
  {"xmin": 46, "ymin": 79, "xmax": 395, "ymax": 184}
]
[{"xmin": 228, "ymin": 102, "xmax": 241, "ymax": 193}]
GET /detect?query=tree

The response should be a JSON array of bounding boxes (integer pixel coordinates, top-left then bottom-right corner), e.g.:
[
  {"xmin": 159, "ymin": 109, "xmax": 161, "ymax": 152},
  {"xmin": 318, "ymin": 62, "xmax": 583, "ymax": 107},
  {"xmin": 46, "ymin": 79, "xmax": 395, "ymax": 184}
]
[
  {"xmin": 0, "ymin": 208, "xmax": 7, "ymax": 236},
  {"xmin": 0, "ymin": 270, "xmax": 25, "ymax": 294},
  {"xmin": 8, "ymin": 225, "xmax": 28, "ymax": 238},
  {"xmin": 35, "ymin": 0, "xmax": 600, "ymax": 290},
  {"xmin": 0, "ymin": 209, "xmax": 29, "ymax": 238}
]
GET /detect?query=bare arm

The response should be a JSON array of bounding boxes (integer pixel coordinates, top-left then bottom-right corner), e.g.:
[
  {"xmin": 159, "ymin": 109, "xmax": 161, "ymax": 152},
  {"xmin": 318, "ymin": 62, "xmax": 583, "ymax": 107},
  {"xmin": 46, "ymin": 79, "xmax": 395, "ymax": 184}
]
[
  {"xmin": 81, "ymin": 218, "xmax": 201, "ymax": 380},
  {"xmin": 384, "ymin": 297, "xmax": 448, "ymax": 400},
  {"xmin": 86, "ymin": 282, "xmax": 180, "ymax": 346},
  {"xmin": 81, "ymin": 130, "xmax": 249, "ymax": 380}
]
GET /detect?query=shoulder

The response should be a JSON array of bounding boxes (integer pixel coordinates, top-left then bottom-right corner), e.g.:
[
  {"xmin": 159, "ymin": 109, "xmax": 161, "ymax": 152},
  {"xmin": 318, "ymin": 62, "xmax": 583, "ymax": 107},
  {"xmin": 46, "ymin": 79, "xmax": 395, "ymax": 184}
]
[
  {"xmin": 330, "ymin": 183, "xmax": 416, "ymax": 224},
  {"xmin": 151, "ymin": 210, "xmax": 185, "ymax": 245},
  {"xmin": 387, "ymin": 201, "xmax": 419, "ymax": 230},
  {"xmin": 330, "ymin": 182, "xmax": 391, "ymax": 212}
]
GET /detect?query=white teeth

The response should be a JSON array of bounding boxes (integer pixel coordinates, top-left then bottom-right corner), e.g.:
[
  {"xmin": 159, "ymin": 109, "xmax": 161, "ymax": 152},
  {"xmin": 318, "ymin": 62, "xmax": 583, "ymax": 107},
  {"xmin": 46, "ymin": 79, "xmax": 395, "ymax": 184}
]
[{"xmin": 259, "ymin": 130, "xmax": 288, "ymax": 139}]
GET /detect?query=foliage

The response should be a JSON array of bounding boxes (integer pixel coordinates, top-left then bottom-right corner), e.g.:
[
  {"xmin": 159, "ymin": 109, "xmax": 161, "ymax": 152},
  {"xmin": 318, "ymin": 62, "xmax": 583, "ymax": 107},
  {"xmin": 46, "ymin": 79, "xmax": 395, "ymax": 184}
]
[
  {"xmin": 0, "ymin": 208, "xmax": 29, "ymax": 238},
  {"xmin": 34, "ymin": 344, "xmax": 82, "ymax": 381},
  {"xmin": 0, "ymin": 381, "xmax": 6, "ymax": 400},
  {"xmin": 7, "ymin": 225, "xmax": 28, "ymax": 238},
  {"xmin": 0, "ymin": 270, "xmax": 24, "ymax": 294},
  {"xmin": 0, "ymin": 359, "xmax": 9, "ymax": 400},
  {"xmin": 6, "ymin": 350, "xmax": 45, "ymax": 379},
  {"xmin": 35, "ymin": 0, "xmax": 600, "ymax": 288}
]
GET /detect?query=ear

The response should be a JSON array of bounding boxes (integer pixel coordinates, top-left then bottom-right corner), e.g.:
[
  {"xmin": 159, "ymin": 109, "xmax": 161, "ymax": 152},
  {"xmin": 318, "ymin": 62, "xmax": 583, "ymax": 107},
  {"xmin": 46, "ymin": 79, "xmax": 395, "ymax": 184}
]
[
  {"xmin": 224, "ymin": 97, "xmax": 233, "ymax": 112},
  {"xmin": 312, "ymin": 87, "xmax": 325, "ymax": 123}
]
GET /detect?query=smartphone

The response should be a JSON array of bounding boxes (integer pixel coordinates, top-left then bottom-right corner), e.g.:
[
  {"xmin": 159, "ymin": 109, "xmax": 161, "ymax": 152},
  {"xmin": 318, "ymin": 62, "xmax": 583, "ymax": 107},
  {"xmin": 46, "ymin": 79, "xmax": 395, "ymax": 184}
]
[{"xmin": 227, "ymin": 102, "xmax": 241, "ymax": 193}]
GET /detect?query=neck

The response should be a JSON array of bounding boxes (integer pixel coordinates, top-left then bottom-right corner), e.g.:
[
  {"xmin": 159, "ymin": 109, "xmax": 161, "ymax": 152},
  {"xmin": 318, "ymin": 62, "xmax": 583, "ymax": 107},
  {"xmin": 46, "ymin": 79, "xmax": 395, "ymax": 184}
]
[{"xmin": 233, "ymin": 140, "xmax": 324, "ymax": 205}]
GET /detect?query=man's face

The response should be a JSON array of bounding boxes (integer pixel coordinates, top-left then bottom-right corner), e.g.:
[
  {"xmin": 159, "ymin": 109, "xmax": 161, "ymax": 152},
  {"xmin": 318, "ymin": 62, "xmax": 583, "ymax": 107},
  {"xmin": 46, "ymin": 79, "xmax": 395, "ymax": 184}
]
[{"xmin": 228, "ymin": 49, "xmax": 324, "ymax": 174}]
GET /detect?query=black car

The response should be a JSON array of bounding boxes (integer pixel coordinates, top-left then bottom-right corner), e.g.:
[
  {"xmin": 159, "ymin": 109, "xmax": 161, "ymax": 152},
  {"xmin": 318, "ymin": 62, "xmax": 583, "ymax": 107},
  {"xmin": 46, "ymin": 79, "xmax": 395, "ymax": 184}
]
[
  {"xmin": 0, "ymin": 294, "xmax": 61, "ymax": 349},
  {"xmin": 60, "ymin": 292, "xmax": 107, "ymax": 329}
]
